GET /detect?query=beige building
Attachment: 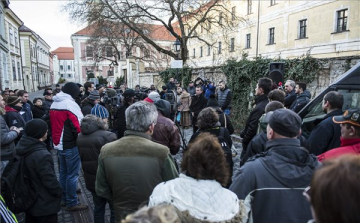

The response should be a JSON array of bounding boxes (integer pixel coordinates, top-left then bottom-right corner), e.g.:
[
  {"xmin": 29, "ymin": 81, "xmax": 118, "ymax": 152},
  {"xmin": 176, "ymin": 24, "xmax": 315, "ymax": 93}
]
[{"xmin": 187, "ymin": 0, "xmax": 360, "ymax": 67}]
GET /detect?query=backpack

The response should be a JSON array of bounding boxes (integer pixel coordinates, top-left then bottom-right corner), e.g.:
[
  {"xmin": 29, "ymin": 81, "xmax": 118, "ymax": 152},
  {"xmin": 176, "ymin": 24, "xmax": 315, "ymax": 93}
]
[
  {"xmin": 1, "ymin": 149, "xmax": 40, "ymax": 214},
  {"xmin": 218, "ymin": 127, "xmax": 234, "ymax": 187}
]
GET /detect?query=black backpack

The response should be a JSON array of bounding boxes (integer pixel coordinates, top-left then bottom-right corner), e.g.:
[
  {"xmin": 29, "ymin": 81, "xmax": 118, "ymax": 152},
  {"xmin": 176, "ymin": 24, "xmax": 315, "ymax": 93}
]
[
  {"xmin": 1, "ymin": 149, "xmax": 40, "ymax": 214},
  {"xmin": 217, "ymin": 127, "xmax": 234, "ymax": 187}
]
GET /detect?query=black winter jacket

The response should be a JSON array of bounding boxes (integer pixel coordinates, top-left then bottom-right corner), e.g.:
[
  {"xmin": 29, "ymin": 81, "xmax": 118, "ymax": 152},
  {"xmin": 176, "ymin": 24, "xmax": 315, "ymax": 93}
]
[
  {"xmin": 209, "ymin": 107, "xmax": 234, "ymax": 135},
  {"xmin": 42, "ymin": 99, "xmax": 53, "ymax": 112},
  {"xmin": 77, "ymin": 115, "xmax": 117, "ymax": 193},
  {"xmin": 115, "ymin": 103, "xmax": 131, "ymax": 139},
  {"xmin": 240, "ymin": 94, "xmax": 269, "ymax": 149},
  {"xmin": 290, "ymin": 90, "xmax": 311, "ymax": 113},
  {"xmin": 240, "ymin": 132, "xmax": 309, "ymax": 166},
  {"xmin": 189, "ymin": 94, "xmax": 207, "ymax": 117},
  {"xmin": 81, "ymin": 99, "xmax": 95, "ymax": 116},
  {"xmin": 32, "ymin": 105, "xmax": 47, "ymax": 119},
  {"xmin": 217, "ymin": 87, "xmax": 232, "ymax": 110},
  {"xmin": 230, "ymin": 138, "xmax": 320, "ymax": 223},
  {"xmin": 307, "ymin": 109, "xmax": 343, "ymax": 155},
  {"xmin": 285, "ymin": 89, "xmax": 297, "ymax": 108},
  {"xmin": 0, "ymin": 115, "xmax": 18, "ymax": 161},
  {"xmin": 15, "ymin": 136, "xmax": 62, "ymax": 216}
]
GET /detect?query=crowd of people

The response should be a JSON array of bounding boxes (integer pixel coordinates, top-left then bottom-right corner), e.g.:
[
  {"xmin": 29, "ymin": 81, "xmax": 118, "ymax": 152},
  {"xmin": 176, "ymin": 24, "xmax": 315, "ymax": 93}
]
[{"xmin": 0, "ymin": 75, "xmax": 359, "ymax": 223}]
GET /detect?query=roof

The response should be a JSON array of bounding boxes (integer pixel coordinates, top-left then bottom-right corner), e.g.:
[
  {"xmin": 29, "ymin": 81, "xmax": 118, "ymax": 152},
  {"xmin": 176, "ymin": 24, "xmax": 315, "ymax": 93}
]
[
  {"xmin": 51, "ymin": 47, "xmax": 74, "ymax": 60},
  {"xmin": 73, "ymin": 22, "xmax": 177, "ymax": 42}
]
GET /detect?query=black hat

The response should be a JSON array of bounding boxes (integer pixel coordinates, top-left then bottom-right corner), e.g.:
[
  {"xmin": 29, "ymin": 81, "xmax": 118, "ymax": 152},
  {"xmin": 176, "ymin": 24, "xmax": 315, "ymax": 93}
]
[
  {"xmin": 333, "ymin": 108, "xmax": 360, "ymax": 127},
  {"xmin": 96, "ymin": 84, "xmax": 105, "ymax": 90},
  {"xmin": 25, "ymin": 119, "xmax": 48, "ymax": 139},
  {"xmin": 62, "ymin": 82, "xmax": 80, "ymax": 99},
  {"xmin": 76, "ymin": 83, "xmax": 83, "ymax": 88},
  {"xmin": 6, "ymin": 96, "xmax": 21, "ymax": 106},
  {"xmin": 123, "ymin": 89, "xmax": 135, "ymax": 98},
  {"xmin": 56, "ymin": 84, "xmax": 60, "ymax": 87},
  {"xmin": 264, "ymin": 108, "xmax": 302, "ymax": 137},
  {"xmin": 207, "ymin": 94, "xmax": 219, "ymax": 107}
]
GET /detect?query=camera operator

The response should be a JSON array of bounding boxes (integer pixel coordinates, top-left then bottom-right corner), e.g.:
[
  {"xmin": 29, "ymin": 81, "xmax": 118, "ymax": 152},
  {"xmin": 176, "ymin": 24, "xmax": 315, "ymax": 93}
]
[
  {"xmin": 115, "ymin": 89, "xmax": 135, "ymax": 139},
  {"xmin": 194, "ymin": 77, "xmax": 215, "ymax": 100}
]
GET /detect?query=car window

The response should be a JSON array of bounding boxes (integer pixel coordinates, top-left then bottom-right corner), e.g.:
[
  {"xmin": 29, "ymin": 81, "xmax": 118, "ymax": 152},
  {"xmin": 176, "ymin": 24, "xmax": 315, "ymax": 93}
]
[{"xmin": 340, "ymin": 89, "xmax": 360, "ymax": 110}]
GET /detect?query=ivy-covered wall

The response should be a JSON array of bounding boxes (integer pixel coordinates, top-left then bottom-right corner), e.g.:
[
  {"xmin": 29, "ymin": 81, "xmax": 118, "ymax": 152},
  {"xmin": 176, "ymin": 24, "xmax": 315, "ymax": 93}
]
[{"xmin": 157, "ymin": 56, "xmax": 360, "ymax": 132}]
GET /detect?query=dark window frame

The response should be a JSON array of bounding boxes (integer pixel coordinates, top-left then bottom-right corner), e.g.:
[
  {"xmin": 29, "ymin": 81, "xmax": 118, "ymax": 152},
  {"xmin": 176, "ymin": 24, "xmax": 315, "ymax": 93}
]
[
  {"xmin": 247, "ymin": 0, "xmax": 252, "ymax": 15},
  {"xmin": 218, "ymin": 41, "xmax": 222, "ymax": 54},
  {"xmin": 336, "ymin": 9, "xmax": 348, "ymax": 32},
  {"xmin": 268, "ymin": 27, "xmax": 275, "ymax": 45},
  {"xmin": 299, "ymin": 19, "xmax": 307, "ymax": 39},
  {"xmin": 246, "ymin": 34, "xmax": 251, "ymax": 49},
  {"xmin": 230, "ymin": 38, "xmax": 235, "ymax": 52},
  {"xmin": 232, "ymin": 6, "xmax": 236, "ymax": 21},
  {"xmin": 270, "ymin": 0, "xmax": 276, "ymax": 6},
  {"xmin": 200, "ymin": 46, "xmax": 203, "ymax": 57}
]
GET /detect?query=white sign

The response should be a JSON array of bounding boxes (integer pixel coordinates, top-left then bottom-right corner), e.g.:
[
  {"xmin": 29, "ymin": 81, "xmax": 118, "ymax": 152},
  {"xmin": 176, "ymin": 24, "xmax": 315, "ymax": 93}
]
[{"xmin": 171, "ymin": 60, "xmax": 183, "ymax": 69}]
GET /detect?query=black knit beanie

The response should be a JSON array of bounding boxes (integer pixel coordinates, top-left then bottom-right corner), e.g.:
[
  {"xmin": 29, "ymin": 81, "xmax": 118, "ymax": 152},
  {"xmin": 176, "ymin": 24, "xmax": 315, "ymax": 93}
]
[
  {"xmin": 207, "ymin": 94, "xmax": 219, "ymax": 107},
  {"xmin": 62, "ymin": 82, "xmax": 80, "ymax": 99},
  {"xmin": 25, "ymin": 119, "xmax": 48, "ymax": 139}
]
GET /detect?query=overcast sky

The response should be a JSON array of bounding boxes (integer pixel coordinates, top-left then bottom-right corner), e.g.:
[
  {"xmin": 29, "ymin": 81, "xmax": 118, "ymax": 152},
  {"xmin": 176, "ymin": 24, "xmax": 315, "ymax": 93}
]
[{"xmin": 10, "ymin": 1, "xmax": 85, "ymax": 51}]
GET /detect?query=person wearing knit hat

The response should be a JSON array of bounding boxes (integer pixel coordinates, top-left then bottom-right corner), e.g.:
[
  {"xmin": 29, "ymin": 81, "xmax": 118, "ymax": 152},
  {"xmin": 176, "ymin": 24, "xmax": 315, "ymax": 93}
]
[
  {"xmin": 206, "ymin": 94, "xmax": 219, "ymax": 107},
  {"xmin": 81, "ymin": 90, "xmax": 100, "ymax": 116},
  {"xmin": 91, "ymin": 104, "xmax": 109, "ymax": 120},
  {"xmin": 15, "ymin": 118, "xmax": 63, "ymax": 222},
  {"xmin": 4, "ymin": 96, "xmax": 26, "ymax": 135},
  {"xmin": 62, "ymin": 82, "xmax": 80, "ymax": 99},
  {"xmin": 50, "ymin": 82, "xmax": 87, "ymax": 211},
  {"xmin": 144, "ymin": 92, "xmax": 160, "ymax": 103}
]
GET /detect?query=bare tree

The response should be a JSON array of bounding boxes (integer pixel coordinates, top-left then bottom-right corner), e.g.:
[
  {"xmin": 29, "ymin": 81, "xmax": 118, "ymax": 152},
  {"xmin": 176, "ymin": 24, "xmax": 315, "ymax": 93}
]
[{"xmin": 63, "ymin": 0, "xmax": 241, "ymax": 63}]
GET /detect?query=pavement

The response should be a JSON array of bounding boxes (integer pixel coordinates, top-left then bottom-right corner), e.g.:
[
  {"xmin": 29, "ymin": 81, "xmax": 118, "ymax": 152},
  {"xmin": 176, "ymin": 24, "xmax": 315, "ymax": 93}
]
[{"xmin": 28, "ymin": 88, "xmax": 243, "ymax": 223}]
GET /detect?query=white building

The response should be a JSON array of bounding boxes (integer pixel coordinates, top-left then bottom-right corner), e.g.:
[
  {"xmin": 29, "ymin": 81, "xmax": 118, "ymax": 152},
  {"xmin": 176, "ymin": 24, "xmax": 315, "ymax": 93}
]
[
  {"xmin": 36, "ymin": 37, "xmax": 51, "ymax": 88},
  {"xmin": 0, "ymin": 0, "xmax": 9, "ymax": 91},
  {"xmin": 51, "ymin": 47, "xmax": 75, "ymax": 82}
]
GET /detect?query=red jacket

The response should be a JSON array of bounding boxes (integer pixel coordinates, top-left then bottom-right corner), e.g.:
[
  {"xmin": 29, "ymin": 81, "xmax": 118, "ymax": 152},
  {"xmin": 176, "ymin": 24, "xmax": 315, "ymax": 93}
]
[{"xmin": 318, "ymin": 138, "xmax": 360, "ymax": 161}]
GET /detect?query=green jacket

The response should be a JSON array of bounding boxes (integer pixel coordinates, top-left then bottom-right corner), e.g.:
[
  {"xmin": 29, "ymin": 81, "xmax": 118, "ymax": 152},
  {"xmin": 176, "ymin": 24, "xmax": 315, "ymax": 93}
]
[{"xmin": 95, "ymin": 130, "xmax": 178, "ymax": 221}]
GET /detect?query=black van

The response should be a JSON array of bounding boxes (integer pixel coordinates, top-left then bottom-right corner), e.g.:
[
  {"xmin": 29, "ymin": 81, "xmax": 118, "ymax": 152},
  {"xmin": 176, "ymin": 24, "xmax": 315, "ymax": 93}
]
[{"xmin": 299, "ymin": 62, "xmax": 360, "ymax": 138}]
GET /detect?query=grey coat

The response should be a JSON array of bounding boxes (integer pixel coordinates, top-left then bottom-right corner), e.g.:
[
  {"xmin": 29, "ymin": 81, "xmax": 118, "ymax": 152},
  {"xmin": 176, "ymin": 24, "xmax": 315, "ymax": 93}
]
[{"xmin": 0, "ymin": 115, "xmax": 18, "ymax": 161}]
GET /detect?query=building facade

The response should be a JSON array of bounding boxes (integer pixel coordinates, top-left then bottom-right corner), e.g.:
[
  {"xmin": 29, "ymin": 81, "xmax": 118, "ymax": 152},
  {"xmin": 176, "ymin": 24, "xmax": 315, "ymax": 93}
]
[
  {"xmin": 0, "ymin": 0, "xmax": 9, "ymax": 91},
  {"xmin": 51, "ymin": 47, "xmax": 75, "ymax": 82},
  {"xmin": 3, "ymin": 6, "xmax": 23, "ymax": 91},
  {"xmin": 36, "ymin": 37, "xmax": 51, "ymax": 88},
  {"xmin": 71, "ymin": 23, "xmax": 174, "ymax": 87},
  {"xmin": 186, "ymin": 0, "xmax": 360, "ymax": 67}
]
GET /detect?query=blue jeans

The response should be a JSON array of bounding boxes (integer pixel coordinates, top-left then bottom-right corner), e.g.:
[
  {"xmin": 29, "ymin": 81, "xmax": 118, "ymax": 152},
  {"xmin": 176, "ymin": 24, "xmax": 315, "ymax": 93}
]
[
  {"xmin": 92, "ymin": 192, "xmax": 115, "ymax": 223},
  {"xmin": 58, "ymin": 147, "xmax": 81, "ymax": 208},
  {"xmin": 224, "ymin": 108, "xmax": 231, "ymax": 116}
]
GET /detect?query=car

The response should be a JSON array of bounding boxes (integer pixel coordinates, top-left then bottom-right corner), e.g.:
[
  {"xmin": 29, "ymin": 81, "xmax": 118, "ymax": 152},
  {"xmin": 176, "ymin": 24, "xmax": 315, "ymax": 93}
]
[{"xmin": 299, "ymin": 62, "xmax": 360, "ymax": 138}]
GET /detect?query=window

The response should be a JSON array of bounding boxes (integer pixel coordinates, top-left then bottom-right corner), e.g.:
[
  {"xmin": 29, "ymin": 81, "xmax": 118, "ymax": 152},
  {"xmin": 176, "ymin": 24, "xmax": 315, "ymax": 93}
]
[
  {"xmin": 12, "ymin": 60, "xmax": 16, "ymax": 81},
  {"xmin": 232, "ymin": 7, "xmax": 236, "ymax": 21},
  {"xmin": 144, "ymin": 49, "xmax": 150, "ymax": 58},
  {"xmin": 68, "ymin": 65, "xmax": 71, "ymax": 70},
  {"xmin": 17, "ymin": 62, "xmax": 21, "ymax": 80},
  {"xmin": 106, "ymin": 46, "xmax": 113, "ymax": 57},
  {"xmin": 247, "ymin": 0, "xmax": 252, "ymax": 14},
  {"xmin": 200, "ymin": 46, "xmax": 203, "ymax": 57},
  {"xmin": 61, "ymin": 74, "xmax": 64, "ymax": 78},
  {"xmin": 86, "ymin": 46, "xmax": 94, "ymax": 58},
  {"xmin": 68, "ymin": 74, "xmax": 72, "ymax": 78},
  {"xmin": 336, "ymin": 9, "xmax": 348, "ymax": 32},
  {"xmin": 246, "ymin": 34, "xmax": 251, "ymax": 48},
  {"xmin": 219, "ymin": 12, "xmax": 223, "ymax": 25},
  {"xmin": 270, "ymin": 0, "xmax": 276, "ymax": 6},
  {"xmin": 268, "ymin": 27, "xmax": 275, "ymax": 44},
  {"xmin": 218, "ymin": 41, "xmax": 222, "ymax": 54},
  {"xmin": 207, "ymin": 45, "xmax": 211, "ymax": 56},
  {"xmin": 299, "ymin": 19, "xmax": 307, "ymax": 39},
  {"xmin": 14, "ymin": 31, "xmax": 18, "ymax": 47},
  {"xmin": 9, "ymin": 27, "xmax": 13, "ymax": 44},
  {"xmin": 60, "ymin": 65, "xmax": 63, "ymax": 70},
  {"xmin": 193, "ymin": 48, "xmax": 196, "ymax": 58},
  {"xmin": 200, "ymin": 25, "xmax": 203, "ymax": 33},
  {"xmin": 230, "ymin": 38, "xmax": 235, "ymax": 52}
]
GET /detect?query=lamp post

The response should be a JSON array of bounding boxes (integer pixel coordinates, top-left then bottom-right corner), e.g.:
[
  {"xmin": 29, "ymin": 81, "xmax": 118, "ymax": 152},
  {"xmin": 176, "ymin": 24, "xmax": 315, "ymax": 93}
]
[{"xmin": 172, "ymin": 39, "xmax": 183, "ymax": 86}]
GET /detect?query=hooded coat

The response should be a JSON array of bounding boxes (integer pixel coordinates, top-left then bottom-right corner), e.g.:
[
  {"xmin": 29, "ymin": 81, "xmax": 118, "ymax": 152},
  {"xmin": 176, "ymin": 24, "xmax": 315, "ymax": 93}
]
[
  {"xmin": 230, "ymin": 138, "xmax": 320, "ymax": 223},
  {"xmin": 77, "ymin": 115, "xmax": 117, "ymax": 193},
  {"xmin": 15, "ymin": 136, "xmax": 62, "ymax": 216},
  {"xmin": 0, "ymin": 115, "xmax": 18, "ymax": 161}
]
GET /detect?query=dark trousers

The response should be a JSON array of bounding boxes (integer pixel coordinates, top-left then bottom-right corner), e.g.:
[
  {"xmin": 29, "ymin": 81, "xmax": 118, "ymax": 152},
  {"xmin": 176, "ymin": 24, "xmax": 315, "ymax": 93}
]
[
  {"xmin": 92, "ymin": 192, "xmax": 115, "ymax": 223},
  {"xmin": 25, "ymin": 213, "xmax": 57, "ymax": 223},
  {"xmin": 192, "ymin": 115, "xmax": 198, "ymax": 134}
]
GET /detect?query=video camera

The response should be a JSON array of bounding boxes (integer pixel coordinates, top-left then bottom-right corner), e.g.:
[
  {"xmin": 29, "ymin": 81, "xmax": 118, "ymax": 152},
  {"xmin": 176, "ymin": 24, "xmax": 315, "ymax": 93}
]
[
  {"xmin": 103, "ymin": 88, "xmax": 122, "ymax": 107},
  {"xmin": 194, "ymin": 77, "xmax": 210, "ymax": 87},
  {"xmin": 134, "ymin": 87, "xmax": 148, "ymax": 101}
]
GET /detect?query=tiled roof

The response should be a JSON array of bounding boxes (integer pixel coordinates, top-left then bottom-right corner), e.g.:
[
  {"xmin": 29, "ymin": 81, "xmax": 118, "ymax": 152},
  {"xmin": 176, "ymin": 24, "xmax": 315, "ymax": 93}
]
[
  {"xmin": 73, "ymin": 23, "xmax": 177, "ymax": 42},
  {"xmin": 51, "ymin": 47, "xmax": 74, "ymax": 60}
]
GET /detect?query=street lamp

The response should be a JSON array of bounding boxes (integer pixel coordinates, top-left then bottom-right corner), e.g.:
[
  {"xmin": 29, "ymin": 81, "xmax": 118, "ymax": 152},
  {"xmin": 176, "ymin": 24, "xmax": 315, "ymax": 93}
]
[{"xmin": 173, "ymin": 39, "xmax": 181, "ymax": 57}]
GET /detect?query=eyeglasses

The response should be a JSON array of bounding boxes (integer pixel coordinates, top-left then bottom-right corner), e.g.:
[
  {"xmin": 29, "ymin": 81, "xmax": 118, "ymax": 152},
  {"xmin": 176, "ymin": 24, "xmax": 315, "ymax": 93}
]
[{"xmin": 303, "ymin": 186, "xmax": 311, "ymax": 202}]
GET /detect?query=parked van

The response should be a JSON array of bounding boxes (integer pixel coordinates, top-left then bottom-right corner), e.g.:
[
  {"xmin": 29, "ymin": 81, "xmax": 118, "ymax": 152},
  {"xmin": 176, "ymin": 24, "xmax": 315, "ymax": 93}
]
[{"xmin": 299, "ymin": 62, "xmax": 360, "ymax": 138}]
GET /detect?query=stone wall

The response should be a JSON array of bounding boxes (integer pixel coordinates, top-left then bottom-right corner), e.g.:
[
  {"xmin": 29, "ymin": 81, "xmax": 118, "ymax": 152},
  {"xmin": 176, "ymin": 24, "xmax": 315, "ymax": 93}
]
[{"xmin": 138, "ymin": 57, "xmax": 360, "ymax": 97}]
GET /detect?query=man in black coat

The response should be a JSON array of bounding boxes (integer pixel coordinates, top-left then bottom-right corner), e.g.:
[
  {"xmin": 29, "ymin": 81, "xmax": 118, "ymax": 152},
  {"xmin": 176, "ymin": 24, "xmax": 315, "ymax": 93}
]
[
  {"xmin": 231, "ymin": 109, "xmax": 320, "ymax": 223},
  {"xmin": 307, "ymin": 91, "xmax": 344, "ymax": 155},
  {"xmin": 190, "ymin": 85, "xmax": 207, "ymax": 134},
  {"xmin": 240, "ymin": 78, "xmax": 272, "ymax": 160},
  {"xmin": 284, "ymin": 80, "xmax": 297, "ymax": 108},
  {"xmin": 115, "ymin": 89, "xmax": 135, "ymax": 139},
  {"xmin": 16, "ymin": 119, "xmax": 62, "ymax": 222}
]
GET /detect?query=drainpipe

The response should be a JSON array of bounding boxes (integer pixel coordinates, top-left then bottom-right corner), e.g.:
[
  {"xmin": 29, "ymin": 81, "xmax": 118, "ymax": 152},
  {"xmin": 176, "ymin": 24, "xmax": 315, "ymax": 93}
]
[{"xmin": 256, "ymin": 0, "xmax": 261, "ymax": 57}]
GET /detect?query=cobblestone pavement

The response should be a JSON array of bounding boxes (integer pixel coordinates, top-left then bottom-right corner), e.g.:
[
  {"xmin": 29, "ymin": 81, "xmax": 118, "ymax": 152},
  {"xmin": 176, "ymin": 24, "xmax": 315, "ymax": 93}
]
[{"xmin": 49, "ymin": 124, "xmax": 242, "ymax": 223}]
